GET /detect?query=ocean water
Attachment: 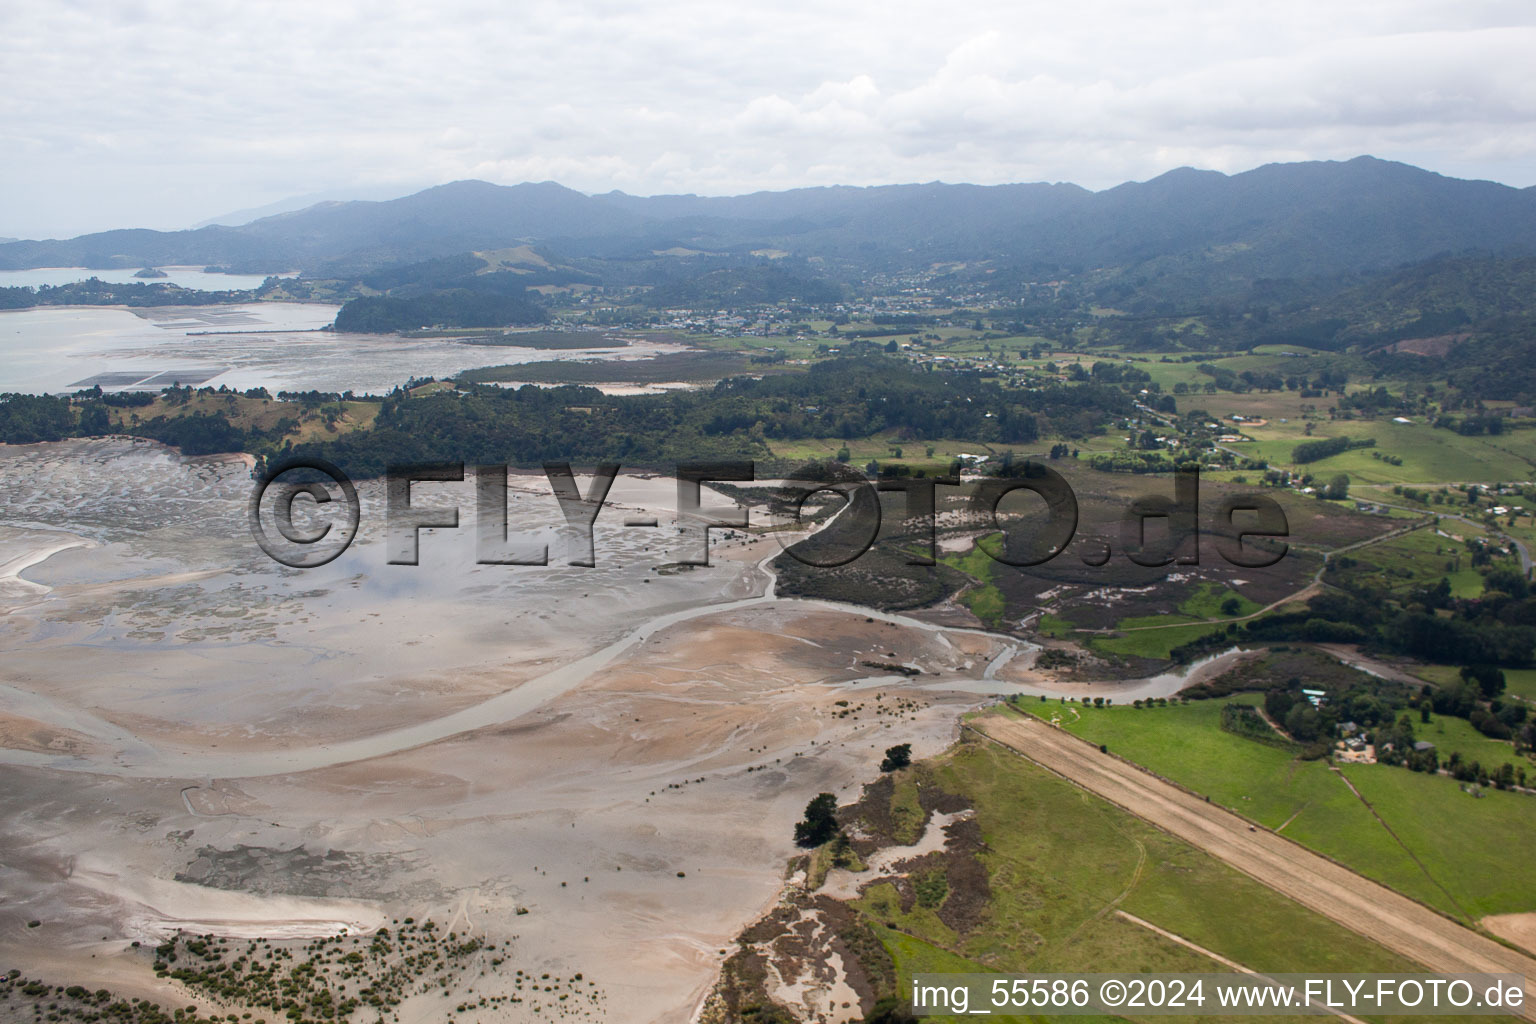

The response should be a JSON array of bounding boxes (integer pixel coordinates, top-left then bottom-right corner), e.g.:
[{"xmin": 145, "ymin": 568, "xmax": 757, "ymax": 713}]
[
  {"xmin": 0, "ymin": 305, "xmax": 687, "ymax": 395},
  {"xmin": 0, "ymin": 266, "xmax": 291, "ymax": 291}
]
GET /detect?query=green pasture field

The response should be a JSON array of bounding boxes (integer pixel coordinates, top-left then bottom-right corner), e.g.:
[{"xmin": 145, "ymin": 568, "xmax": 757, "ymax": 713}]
[
  {"xmin": 1414, "ymin": 664, "xmax": 1536, "ymax": 704},
  {"xmin": 1243, "ymin": 424, "xmax": 1536, "ymax": 485},
  {"xmin": 1086, "ymin": 621, "xmax": 1232, "ymax": 660},
  {"xmin": 849, "ymin": 739, "xmax": 1497, "ymax": 1023},
  {"xmin": 940, "ymin": 541, "xmax": 1007, "ymax": 627},
  {"xmin": 690, "ymin": 333, "xmax": 822, "ymax": 359},
  {"xmin": 1329, "ymin": 525, "xmax": 1485, "ymax": 598},
  {"xmin": 1178, "ymin": 581, "xmax": 1261, "ymax": 618},
  {"xmin": 1036, "ymin": 697, "xmax": 1536, "ymax": 921},
  {"xmin": 1409, "ymin": 713, "xmax": 1528, "ymax": 773}
]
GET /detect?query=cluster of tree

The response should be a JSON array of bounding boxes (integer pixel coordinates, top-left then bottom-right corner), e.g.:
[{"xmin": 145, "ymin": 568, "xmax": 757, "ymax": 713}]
[
  {"xmin": 1291, "ymin": 435, "xmax": 1374, "ymax": 464},
  {"xmin": 1443, "ymin": 751, "xmax": 1525, "ymax": 789},
  {"xmin": 0, "ymin": 391, "xmax": 288, "ymax": 456},
  {"xmin": 130, "ymin": 410, "xmax": 256, "ymax": 456},
  {"xmin": 1436, "ymin": 412, "xmax": 1507, "ymax": 436},
  {"xmin": 98, "ymin": 390, "xmax": 158, "ymax": 407},
  {"xmin": 1083, "ymin": 361, "xmax": 1152, "ymax": 385},
  {"xmin": 1337, "ymin": 387, "xmax": 1412, "ymax": 418},
  {"xmin": 0, "ymin": 278, "xmax": 254, "ymax": 309},
  {"xmin": 837, "ymin": 325, "xmax": 919, "ymax": 339},
  {"xmin": 334, "ymin": 288, "xmax": 547, "ymax": 332},
  {"xmin": 358, "ymin": 252, "xmax": 601, "ymax": 295},
  {"xmin": 794, "ymin": 793, "xmax": 840, "ymax": 847},
  {"xmin": 285, "ymin": 357, "xmax": 1129, "ymax": 477},
  {"xmin": 1252, "ymin": 663, "xmax": 1527, "ymax": 784},
  {"xmin": 1195, "ymin": 363, "xmax": 1279, "ymax": 393},
  {"xmin": 1376, "ymin": 691, "xmax": 1529, "ymax": 784},
  {"xmin": 1220, "ymin": 702, "xmax": 1293, "ymax": 747},
  {"xmin": 1174, "ymin": 574, "xmax": 1536, "ymax": 672},
  {"xmin": 1087, "ymin": 451, "xmax": 1191, "ymax": 474},
  {"xmin": 870, "ymin": 313, "xmax": 939, "ymax": 326},
  {"xmin": 0, "ymin": 393, "xmax": 77, "ymax": 442},
  {"xmin": 7, "ymin": 355, "xmax": 1126, "ymax": 468}
]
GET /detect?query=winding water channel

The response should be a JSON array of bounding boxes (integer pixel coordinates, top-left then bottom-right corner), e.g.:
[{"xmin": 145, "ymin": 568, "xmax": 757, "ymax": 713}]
[{"xmin": 0, "ymin": 524, "xmax": 1262, "ymax": 780}]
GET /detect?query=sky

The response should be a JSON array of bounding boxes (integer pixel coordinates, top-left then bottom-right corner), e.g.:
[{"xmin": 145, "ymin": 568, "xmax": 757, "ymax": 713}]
[{"xmin": 2, "ymin": 0, "xmax": 1533, "ymax": 239}]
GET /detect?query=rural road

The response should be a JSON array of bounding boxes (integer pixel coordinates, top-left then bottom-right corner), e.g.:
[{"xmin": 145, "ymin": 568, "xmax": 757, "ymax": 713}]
[{"xmin": 969, "ymin": 712, "xmax": 1536, "ymax": 1020}]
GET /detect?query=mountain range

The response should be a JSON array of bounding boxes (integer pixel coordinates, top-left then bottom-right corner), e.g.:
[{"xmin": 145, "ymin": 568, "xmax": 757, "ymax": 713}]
[{"xmin": 3, "ymin": 157, "xmax": 1533, "ymax": 287}]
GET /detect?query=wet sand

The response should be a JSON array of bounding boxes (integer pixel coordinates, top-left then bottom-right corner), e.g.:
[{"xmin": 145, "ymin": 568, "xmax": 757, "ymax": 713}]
[{"xmin": 0, "ymin": 438, "xmax": 1241, "ymax": 1023}]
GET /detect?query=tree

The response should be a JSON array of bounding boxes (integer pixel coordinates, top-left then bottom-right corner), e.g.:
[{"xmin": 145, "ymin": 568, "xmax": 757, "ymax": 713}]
[
  {"xmin": 1462, "ymin": 663, "xmax": 1507, "ymax": 699},
  {"xmin": 880, "ymin": 743, "xmax": 912, "ymax": 772},
  {"xmin": 864, "ymin": 996, "xmax": 918, "ymax": 1024},
  {"xmin": 1324, "ymin": 474, "xmax": 1351, "ymax": 500},
  {"xmin": 793, "ymin": 793, "xmax": 839, "ymax": 847},
  {"xmin": 1283, "ymin": 703, "xmax": 1322, "ymax": 742}
]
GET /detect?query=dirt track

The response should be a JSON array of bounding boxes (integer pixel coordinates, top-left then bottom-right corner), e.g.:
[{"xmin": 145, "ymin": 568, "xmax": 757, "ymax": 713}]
[{"xmin": 970, "ymin": 713, "xmax": 1536, "ymax": 1018}]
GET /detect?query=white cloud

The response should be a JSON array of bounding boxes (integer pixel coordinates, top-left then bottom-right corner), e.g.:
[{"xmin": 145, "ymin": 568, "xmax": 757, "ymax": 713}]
[{"xmin": 0, "ymin": 0, "xmax": 1531, "ymax": 237}]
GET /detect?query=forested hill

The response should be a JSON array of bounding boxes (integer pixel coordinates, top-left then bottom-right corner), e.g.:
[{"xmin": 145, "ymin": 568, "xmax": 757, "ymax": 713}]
[
  {"xmin": 4, "ymin": 158, "xmax": 1533, "ymax": 284},
  {"xmin": 0, "ymin": 357, "xmax": 1132, "ymax": 470},
  {"xmin": 639, "ymin": 266, "xmax": 846, "ymax": 308},
  {"xmin": 285, "ymin": 356, "xmax": 1130, "ymax": 477}
]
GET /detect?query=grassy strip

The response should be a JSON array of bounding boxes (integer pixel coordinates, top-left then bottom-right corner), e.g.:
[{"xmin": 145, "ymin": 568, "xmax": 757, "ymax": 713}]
[{"xmin": 1044, "ymin": 697, "xmax": 1536, "ymax": 919}]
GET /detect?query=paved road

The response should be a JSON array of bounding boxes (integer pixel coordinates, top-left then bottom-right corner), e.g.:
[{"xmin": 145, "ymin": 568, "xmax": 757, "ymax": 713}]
[{"xmin": 970, "ymin": 712, "xmax": 1536, "ymax": 1021}]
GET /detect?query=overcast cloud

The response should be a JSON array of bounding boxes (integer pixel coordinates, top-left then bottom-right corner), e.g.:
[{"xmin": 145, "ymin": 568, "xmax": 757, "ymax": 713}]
[{"xmin": 1, "ymin": 0, "xmax": 1532, "ymax": 238}]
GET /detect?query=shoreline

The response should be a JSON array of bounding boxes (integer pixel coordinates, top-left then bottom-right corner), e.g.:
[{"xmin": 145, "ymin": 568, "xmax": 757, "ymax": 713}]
[{"xmin": 0, "ymin": 299, "xmax": 336, "ymax": 314}]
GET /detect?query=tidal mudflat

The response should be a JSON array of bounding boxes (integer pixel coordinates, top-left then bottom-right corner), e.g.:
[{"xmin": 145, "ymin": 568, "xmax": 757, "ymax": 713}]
[
  {"xmin": 0, "ymin": 439, "xmax": 1233, "ymax": 1022},
  {"xmin": 0, "ymin": 440, "xmax": 981, "ymax": 1021}
]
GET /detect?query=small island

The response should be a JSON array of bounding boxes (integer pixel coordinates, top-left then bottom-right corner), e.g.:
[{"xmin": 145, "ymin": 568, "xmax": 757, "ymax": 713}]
[{"xmin": 133, "ymin": 267, "xmax": 168, "ymax": 278}]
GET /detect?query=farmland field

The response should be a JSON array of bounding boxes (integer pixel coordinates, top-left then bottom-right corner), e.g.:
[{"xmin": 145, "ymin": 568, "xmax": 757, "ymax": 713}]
[
  {"xmin": 1036, "ymin": 697, "xmax": 1536, "ymax": 921},
  {"xmin": 845, "ymin": 739, "xmax": 1477, "ymax": 1017}
]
